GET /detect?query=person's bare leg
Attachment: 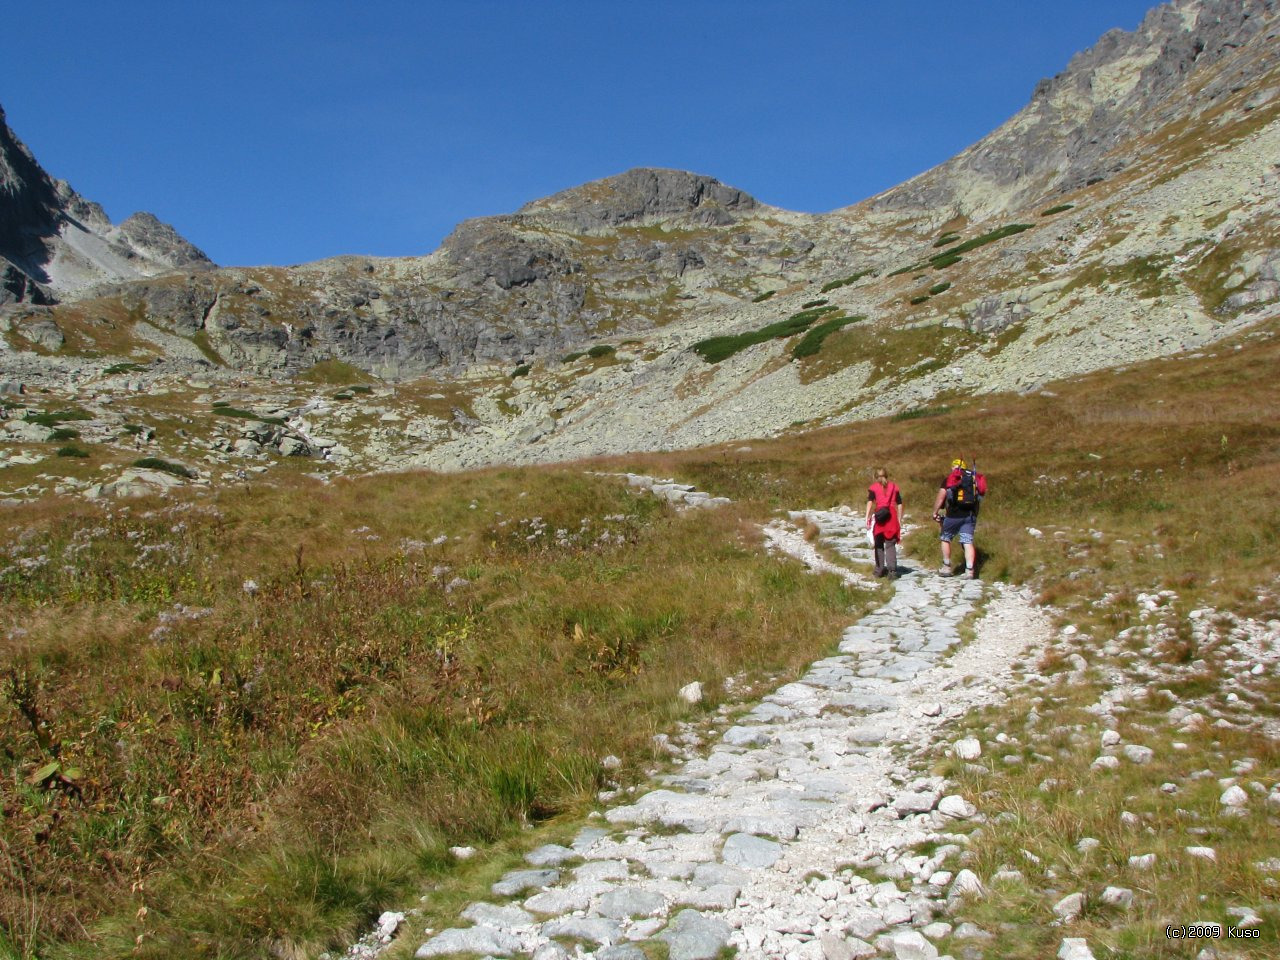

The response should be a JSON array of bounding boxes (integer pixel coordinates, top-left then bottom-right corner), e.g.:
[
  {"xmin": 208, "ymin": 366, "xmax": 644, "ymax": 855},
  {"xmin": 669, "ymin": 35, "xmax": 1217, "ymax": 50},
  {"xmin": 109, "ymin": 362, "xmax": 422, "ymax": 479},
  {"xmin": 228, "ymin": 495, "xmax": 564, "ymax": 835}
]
[{"xmin": 964, "ymin": 542, "xmax": 977, "ymax": 576}]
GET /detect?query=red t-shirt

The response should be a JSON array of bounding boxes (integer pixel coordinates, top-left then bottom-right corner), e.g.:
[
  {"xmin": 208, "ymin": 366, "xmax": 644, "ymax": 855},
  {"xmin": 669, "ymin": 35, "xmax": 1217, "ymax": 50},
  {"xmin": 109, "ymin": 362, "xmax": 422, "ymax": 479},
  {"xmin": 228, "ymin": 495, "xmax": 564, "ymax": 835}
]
[{"xmin": 867, "ymin": 482, "xmax": 902, "ymax": 540}]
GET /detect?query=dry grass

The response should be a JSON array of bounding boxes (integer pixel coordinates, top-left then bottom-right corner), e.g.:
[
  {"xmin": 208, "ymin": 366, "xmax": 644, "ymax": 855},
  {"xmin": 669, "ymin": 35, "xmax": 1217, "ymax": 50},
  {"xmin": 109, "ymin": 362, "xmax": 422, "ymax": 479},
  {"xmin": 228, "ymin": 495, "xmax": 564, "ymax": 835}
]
[{"xmin": 0, "ymin": 467, "xmax": 867, "ymax": 959}]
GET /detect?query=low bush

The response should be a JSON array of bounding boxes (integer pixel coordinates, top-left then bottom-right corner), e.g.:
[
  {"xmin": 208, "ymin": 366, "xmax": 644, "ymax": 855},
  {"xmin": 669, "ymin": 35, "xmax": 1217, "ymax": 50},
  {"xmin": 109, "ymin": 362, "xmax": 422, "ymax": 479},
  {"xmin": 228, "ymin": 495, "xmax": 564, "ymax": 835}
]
[
  {"xmin": 511, "ymin": 365, "xmax": 531, "ymax": 379},
  {"xmin": 50, "ymin": 427, "xmax": 81, "ymax": 441},
  {"xmin": 132, "ymin": 457, "xmax": 197, "ymax": 479},
  {"xmin": 910, "ymin": 295, "xmax": 930, "ymax": 305},
  {"xmin": 55, "ymin": 445, "xmax": 89, "ymax": 458},
  {"xmin": 930, "ymin": 254, "xmax": 962, "ymax": 270},
  {"xmin": 928, "ymin": 282, "xmax": 951, "ymax": 295},
  {"xmin": 932, "ymin": 234, "xmax": 960, "ymax": 248},
  {"xmin": 820, "ymin": 269, "xmax": 874, "ymax": 293},
  {"xmin": 751, "ymin": 290, "xmax": 776, "ymax": 303},
  {"xmin": 801, "ymin": 298, "xmax": 829, "ymax": 309},
  {"xmin": 333, "ymin": 392, "xmax": 354, "ymax": 400},
  {"xmin": 693, "ymin": 306, "xmax": 839, "ymax": 363},
  {"xmin": 104, "ymin": 363, "xmax": 145, "ymax": 376},
  {"xmin": 586, "ymin": 345, "xmax": 616, "ymax": 359},
  {"xmin": 1040, "ymin": 203, "xmax": 1075, "ymax": 216},
  {"xmin": 791, "ymin": 315, "xmax": 858, "ymax": 359},
  {"xmin": 23, "ymin": 408, "xmax": 93, "ymax": 427}
]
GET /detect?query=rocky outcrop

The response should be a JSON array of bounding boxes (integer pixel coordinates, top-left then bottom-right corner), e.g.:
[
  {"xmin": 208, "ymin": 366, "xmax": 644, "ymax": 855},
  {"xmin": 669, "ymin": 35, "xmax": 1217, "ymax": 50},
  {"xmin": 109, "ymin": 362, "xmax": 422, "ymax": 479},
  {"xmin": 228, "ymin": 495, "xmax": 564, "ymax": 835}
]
[
  {"xmin": 871, "ymin": 0, "xmax": 1280, "ymax": 219},
  {"xmin": 520, "ymin": 167, "xmax": 759, "ymax": 230},
  {"xmin": 0, "ymin": 102, "xmax": 213, "ymax": 306}
]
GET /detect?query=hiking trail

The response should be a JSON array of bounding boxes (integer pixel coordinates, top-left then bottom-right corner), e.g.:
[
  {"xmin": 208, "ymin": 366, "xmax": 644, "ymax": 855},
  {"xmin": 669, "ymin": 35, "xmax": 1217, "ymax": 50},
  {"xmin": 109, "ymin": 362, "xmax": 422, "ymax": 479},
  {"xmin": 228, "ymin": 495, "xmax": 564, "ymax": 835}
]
[{"xmin": 347, "ymin": 477, "xmax": 1052, "ymax": 960}]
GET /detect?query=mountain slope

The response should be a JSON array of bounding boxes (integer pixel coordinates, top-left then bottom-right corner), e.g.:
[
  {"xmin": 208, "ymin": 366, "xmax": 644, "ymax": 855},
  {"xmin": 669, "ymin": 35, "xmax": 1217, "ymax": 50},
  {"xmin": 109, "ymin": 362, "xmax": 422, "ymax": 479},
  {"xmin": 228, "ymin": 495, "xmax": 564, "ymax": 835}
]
[
  {"xmin": 0, "ymin": 104, "xmax": 212, "ymax": 306},
  {"xmin": 0, "ymin": 0, "xmax": 1277, "ymax": 493}
]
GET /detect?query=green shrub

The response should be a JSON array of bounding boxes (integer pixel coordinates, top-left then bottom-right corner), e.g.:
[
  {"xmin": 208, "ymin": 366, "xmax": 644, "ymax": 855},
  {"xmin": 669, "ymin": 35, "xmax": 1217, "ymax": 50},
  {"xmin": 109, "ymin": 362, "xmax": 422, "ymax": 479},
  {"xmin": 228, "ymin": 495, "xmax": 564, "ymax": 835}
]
[
  {"xmin": 213, "ymin": 407, "xmax": 286, "ymax": 425},
  {"xmin": 122, "ymin": 424, "xmax": 146, "ymax": 436},
  {"xmin": 693, "ymin": 306, "xmax": 839, "ymax": 363},
  {"xmin": 932, "ymin": 234, "xmax": 960, "ymax": 248},
  {"xmin": 132, "ymin": 457, "xmax": 196, "ymax": 479},
  {"xmin": 333, "ymin": 392, "xmax": 354, "ymax": 401},
  {"xmin": 791, "ymin": 315, "xmax": 858, "ymax": 359},
  {"xmin": 928, "ymin": 282, "xmax": 951, "ymax": 295},
  {"xmin": 586, "ymin": 345, "xmax": 616, "ymax": 359},
  {"xmin": 50, "ymin": 427, "xmax": 81, "ymax": 441},
  {"xmin": 511, "ymin": 365, "xmax": 531, "ymax": 379},
  {"xmin": 751, "ymin": 290, "xmax": 776, "ymax": 303},
  {"xmin": 212, "ymin": 400, "xmax": 231, "ymax": 408},
  {"xmin": 350, "ymin": 384, "xmax": 373, "ymax": 394},
  {"xmin": 820, "ymin": 269, "xmax": 873, "ymax": 293},
  {"xmin": 930, "ymin": 254, "xmax": 962, "ymax": 270},
  {"xmin": 562, "ymin": 351, "xmax": 586, "ymax": 363},
  {"xmin": 55, "ymin": 445, "xmax": 89, "ymax": 458},
  {"xmin": 1040, "ymin": 203, "xmax": 1075, "ymax": 216},
  {"xmin": 23, "ymin": 408, "xmax": 92, "ymax": 427},
  {"xmin": 802, "ymin": 298, "xmax": 829, "ymax": 309},
  {"xmin": 910, "ymin": 295, "xmax": 930, "ymax": 305},
  {"xmin": 887, "ymin": 264, "xmax": 918, "ymax": 278},
  {"xmin": 942, "ymin": 223, "xmax": 1032, "ymax": 256}
]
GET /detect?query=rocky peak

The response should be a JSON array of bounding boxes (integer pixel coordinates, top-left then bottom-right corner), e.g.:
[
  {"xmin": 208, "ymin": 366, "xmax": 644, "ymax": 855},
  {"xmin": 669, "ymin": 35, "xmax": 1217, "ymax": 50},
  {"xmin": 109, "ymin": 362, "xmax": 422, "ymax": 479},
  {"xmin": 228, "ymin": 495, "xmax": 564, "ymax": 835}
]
[
  {"xmin": 0, "ymin": 100, "xmax": 213, "ymax": 306},
  {"xmin": 518, "ymin": 167, "xmax": 759, "ymax": 230},
  {"xmin": 871, "ymin": 0, "xmax": 1280, "ymax": 219}
]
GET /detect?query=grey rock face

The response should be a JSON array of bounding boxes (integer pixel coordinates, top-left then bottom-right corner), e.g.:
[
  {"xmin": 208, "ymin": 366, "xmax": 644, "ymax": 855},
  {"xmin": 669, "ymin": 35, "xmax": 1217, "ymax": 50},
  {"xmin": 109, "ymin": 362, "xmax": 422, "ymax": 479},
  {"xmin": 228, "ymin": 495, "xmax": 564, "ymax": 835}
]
[
  {"xmin": 519, "ymin": 168, "xmax": 758, "ymax": 229},
  {"xmin": 0, "ymin": 101, "xmax": 212, "ymax": 304},
  {"xmin": 657, "ymin": 909, "xmax": 733, "ymax": 960},
  {"xmin": 872, "ymin": 0, "xmax": 1280, "ymax": 218}
]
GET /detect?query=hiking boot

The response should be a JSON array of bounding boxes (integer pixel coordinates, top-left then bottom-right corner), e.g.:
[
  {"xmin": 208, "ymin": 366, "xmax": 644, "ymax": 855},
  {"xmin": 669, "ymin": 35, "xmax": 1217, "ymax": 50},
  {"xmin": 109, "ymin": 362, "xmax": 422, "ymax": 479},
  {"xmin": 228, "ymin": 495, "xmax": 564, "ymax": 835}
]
[
  {"xmin": 938, "ymin": 564, "xmax": 953, "ymax": 577},
  {"xmin": 965, "ymin": 567, "xmax": 977, "ymax": 580}
]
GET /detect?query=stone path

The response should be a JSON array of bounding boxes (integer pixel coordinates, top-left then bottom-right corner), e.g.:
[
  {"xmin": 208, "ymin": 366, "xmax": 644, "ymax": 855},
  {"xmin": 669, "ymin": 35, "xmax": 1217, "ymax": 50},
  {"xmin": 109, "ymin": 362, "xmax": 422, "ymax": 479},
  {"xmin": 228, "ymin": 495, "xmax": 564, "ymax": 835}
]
[{"xmin": 406, "ymin": 498, "xmax": 1051, "ymax": 960}]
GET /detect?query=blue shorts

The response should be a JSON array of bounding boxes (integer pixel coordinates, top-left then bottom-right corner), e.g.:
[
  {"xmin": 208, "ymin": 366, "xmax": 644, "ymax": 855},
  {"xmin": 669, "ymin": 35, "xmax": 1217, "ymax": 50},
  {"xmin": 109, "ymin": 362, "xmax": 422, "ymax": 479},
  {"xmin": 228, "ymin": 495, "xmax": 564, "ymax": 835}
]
[{"xmin": 940, "ymin": 514, "xmax": 976, "ymax": 545}]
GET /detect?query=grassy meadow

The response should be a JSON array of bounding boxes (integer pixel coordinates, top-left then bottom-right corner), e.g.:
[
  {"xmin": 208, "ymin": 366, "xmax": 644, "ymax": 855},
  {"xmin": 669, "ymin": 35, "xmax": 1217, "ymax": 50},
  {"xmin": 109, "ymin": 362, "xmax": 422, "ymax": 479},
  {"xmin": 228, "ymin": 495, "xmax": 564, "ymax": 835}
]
[{"xmin": 2, "ymin": 315, "xmax": 1279, "ymax": 958}]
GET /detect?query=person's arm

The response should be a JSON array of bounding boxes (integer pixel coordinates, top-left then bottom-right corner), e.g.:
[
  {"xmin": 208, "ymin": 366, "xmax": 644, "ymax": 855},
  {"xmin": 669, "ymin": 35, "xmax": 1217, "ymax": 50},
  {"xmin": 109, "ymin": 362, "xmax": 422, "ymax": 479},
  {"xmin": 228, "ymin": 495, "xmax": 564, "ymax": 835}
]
[
  {"xmin": 865, "ymin": 489, "xmax": 874, "ymax": 526},
  {"xmin": 931, "ymin": 486, "xmax": 946, "ymax": 521}
]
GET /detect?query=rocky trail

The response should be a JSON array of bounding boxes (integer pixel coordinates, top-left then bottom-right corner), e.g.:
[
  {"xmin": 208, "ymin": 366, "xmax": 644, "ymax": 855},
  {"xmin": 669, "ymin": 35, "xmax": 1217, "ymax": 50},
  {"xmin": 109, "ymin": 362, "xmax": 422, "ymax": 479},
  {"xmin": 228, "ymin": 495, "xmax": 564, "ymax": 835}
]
[{"xmin": 347, "ymin": 482, "xmax": 1054, "ymax": 960}]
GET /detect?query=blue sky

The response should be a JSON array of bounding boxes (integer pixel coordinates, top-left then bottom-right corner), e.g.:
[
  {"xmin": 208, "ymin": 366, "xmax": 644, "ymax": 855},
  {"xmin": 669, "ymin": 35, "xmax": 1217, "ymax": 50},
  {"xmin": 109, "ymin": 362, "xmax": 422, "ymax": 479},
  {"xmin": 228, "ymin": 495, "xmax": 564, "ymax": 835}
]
[{"xmin": 4, "ymin": 1, "xmax": 1159, "ymax": 267}]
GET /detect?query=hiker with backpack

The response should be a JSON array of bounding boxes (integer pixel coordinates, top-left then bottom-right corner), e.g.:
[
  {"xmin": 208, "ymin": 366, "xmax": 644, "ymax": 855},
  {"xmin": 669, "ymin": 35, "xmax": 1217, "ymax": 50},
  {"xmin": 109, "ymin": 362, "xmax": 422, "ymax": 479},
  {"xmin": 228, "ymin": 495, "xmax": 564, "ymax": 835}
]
[
  {"xmin": 865, "ymin": 467, "xmax": 903, "ymax": 578},
  {"xmin": 931, "ymin": 458, "xmax": 987, "ymax": 579}
]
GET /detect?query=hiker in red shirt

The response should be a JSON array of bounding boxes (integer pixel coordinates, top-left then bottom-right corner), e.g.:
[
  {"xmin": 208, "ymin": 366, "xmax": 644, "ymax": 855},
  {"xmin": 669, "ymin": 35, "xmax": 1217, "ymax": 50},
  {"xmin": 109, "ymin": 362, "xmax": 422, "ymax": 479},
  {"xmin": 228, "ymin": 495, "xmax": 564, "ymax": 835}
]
[
  {"xmin": 931, "ymin": 458, "xmax": 987, "ymax": 579},
  {"xmin": 865, "ymin": 467, "xmax": 903, "ymax": 578}
]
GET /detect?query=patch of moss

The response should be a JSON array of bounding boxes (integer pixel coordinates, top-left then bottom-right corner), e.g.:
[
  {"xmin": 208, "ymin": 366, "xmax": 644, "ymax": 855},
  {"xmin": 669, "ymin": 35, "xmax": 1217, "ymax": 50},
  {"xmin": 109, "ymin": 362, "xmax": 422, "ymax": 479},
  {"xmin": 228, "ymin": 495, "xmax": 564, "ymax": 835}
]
[
  {"xmin": 511, "ymin": 365, "xmax": 531, "ymax": 379},
  {"xmin": 750, "ymin": 290, "xmax": 776, "ymax": 303},
  {"xmin": 1040, "ymin": 203, "xmax": 1075, "ymax": 216},
  {"xmin": 929, "ymin": 282, "xmax": 952, "ymax": 295}
]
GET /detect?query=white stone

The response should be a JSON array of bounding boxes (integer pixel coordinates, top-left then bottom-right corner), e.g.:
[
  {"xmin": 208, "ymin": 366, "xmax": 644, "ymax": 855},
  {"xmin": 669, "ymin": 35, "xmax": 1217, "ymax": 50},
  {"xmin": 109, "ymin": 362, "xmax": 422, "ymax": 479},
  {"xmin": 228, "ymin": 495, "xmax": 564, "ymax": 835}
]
[
  {"xmin": 890, "ymin": 930, "xmax": 939, "ymax": 960},
  {"xmin": 1100, "ymin": 730, "xmax": 1121, "ymax": 747},
  {"xmin": 815, "ymin": 878, "xmax": 843, "ymax": 901},
  {"xmin": 1122, "ymin": 744, "xmax": 1154, "ymax": 764},
  {"xmin": 1221, "ymin": 785, "xmax": 1249, "ymax": 807},
  {"xmin": 1053, "ymin": 892, "xmax": 1084, "ymax": 921},
  {"xmin": 1058, "ymin": 938, "xmax": 1097, "ymax": 960},
  {"xmin": 1129, "ymin": 853, "xmax": 1157, "ymax": 870},
  {"xmin": 937, "ymin": 795, "xmax": 976, "ymax": 820},
  {"xmin": 449, "ymin": 845, "xmax": 476, "ymax": 860},
  {"xmin": 949, "ymin": 869, "xmax": 983, "ymax": 899},
  {"xmin": 1101, "ymin": 886, "xmax": 1134, "ymax": 909},
  {"xmin": 678, "ymin": 681, "xmax": 704, "ymax": 704},
  {"xmin": 1092, "ymin": 755, "xmax": 1120, "ymax": 770},
  {"xmin": 953, "ymin": 738, "xmax": 982, "ymax": 760},
  {"xmin": 1186, "ymin": 846, "xmax": 1217, "ymax": 862}
]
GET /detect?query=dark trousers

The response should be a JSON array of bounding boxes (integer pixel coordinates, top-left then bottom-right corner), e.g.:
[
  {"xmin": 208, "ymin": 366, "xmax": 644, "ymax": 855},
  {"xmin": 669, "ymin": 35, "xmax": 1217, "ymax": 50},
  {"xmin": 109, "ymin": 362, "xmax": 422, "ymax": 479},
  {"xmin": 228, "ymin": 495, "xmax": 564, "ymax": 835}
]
[{"xmin": 874, "ymin": 535, "xmax": 897, "ymax": 576}]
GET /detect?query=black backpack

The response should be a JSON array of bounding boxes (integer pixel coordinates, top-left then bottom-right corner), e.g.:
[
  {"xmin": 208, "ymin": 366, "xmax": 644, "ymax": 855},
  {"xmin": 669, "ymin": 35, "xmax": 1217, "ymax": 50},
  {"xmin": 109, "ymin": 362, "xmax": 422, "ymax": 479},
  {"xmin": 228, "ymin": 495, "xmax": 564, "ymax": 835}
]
[{"xmin": 947, "ymin": 469, "xmax": 980, "ymax": 511}]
